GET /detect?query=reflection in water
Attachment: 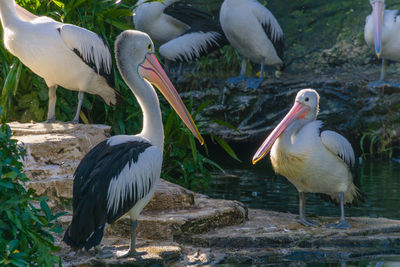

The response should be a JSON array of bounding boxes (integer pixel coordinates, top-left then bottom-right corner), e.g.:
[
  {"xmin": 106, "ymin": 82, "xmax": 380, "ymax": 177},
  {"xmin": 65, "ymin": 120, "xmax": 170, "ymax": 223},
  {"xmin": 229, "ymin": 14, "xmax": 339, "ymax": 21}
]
[
  {"xmin": 205, "ymin": 159, "xmax": 400, "ymax": 266},
  {"xmin": 207, "ymin": 159, "xmax": 400, "ymax": 219}
]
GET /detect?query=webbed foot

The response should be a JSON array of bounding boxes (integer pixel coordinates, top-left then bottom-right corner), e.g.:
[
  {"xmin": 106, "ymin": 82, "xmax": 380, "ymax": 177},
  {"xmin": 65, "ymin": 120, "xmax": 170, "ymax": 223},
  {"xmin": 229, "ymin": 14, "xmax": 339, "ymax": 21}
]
[
  {"xmin": 117, "ymin": 249, "xmax": 146, "ymax": 259},
  {"xmin": 325, "ymin": 220, "xmax": 350, "ymax": 229},
  {"xmin": 226, "ymin": 75, "xmax": 246, "ymax": 85},
  {"xmin": 246, "ymin": 78, "xmax": 264, "ymax": 89}
]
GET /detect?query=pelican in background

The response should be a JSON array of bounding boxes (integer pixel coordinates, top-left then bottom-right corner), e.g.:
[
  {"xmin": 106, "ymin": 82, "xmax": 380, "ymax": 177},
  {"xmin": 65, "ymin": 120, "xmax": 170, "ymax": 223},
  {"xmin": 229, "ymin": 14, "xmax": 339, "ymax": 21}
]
[
  {"xmin": 365, "ymin": 0, "xmax": 400, "ymax": 87},
  {"xmin": 133, "ymin": 0, "xmax": 227, "ymax": 73},
  {"xmin": 220, "ymin": 0, "xmax": 284, "ymax": 89},
  {"xmin": 0, "ymin": 0, "xmax": 119, "ymax": 123},
  {"xmin": 63, "ymin": 30, "xmax": 204, "ymax": 257},
  {"xmin": 253, "ymin": 89, "xmax": 363, "ymax": 229}
]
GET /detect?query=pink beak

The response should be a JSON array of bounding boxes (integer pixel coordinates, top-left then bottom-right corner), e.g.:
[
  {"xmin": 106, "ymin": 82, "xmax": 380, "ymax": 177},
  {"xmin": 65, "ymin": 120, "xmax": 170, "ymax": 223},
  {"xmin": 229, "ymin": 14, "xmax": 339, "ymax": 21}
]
[
  {"xmin": 252, "ymin": 101, "xmax": 310, "ymax": 164},
  {"xmin": 372, "ymin": 1, "xmax": 384, "ymax": 58},
  {"xmin": 139, "ymin": 53, "xmax": 204, "ymax": 145}
]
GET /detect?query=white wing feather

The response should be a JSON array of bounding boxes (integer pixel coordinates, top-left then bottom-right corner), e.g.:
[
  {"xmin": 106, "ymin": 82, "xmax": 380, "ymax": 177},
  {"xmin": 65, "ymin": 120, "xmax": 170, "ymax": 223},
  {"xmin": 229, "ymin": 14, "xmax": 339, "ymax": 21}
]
[
  {"xmin": 59, "ymin": 24, "xmax": 112, "ymax": 75},
  {"xmin": 159, "ymin": 31, "xmax": 222, "ymax": 61},
  {"xmin": 250, "ymin": 0, "xmax": 283, "ymax": 42},
  {"xmin": 321, "ymin": 130, "xmax": 355, "ymax": 168}
]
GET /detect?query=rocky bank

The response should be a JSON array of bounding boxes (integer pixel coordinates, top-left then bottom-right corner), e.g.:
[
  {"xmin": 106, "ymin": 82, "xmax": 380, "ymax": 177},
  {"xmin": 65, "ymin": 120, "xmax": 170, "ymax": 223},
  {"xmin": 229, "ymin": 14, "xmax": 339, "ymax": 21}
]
[{"xmin": 8, "ymin": 122, "xmax": 400, "ymax": 266}]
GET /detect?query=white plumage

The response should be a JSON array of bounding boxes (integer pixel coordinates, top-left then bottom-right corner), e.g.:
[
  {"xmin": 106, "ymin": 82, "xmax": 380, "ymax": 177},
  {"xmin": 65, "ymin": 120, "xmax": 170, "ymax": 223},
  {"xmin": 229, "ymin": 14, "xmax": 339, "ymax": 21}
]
[
  {"xmin": 134, "ymin": 0, "xmax": 228, "ymax": 64},
  {"xmin": 220, "ymin": 0, "xmax": 284, "ymax": 82},
  {"xmin": 160, "ymin": 31, "xmax": 223, "ymax": 62},
  {"xmin": 253, "ymin": 89, "xmax": 363, "ymax": 228},
  {"xmin": 0, "ymin": 0, "xmax": 118, "ymax": 123}
]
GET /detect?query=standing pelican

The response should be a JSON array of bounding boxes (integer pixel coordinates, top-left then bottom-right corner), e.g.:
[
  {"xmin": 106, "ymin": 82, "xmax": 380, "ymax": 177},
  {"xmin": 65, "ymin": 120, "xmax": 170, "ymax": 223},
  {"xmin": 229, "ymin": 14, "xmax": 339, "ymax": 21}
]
[
  {"xmin": 0, "ymin": 1, "xmax": 119, "ymax": 123},
  {"xmin": 219, "ymin": 0, "xmax": 284, "ymax": 88},
  {"xmin": 365, "ymin": 0, "xmax": 400, "ymax": 87},
  {"xmin": 252, "ymin": 89, "xmax": 363, "ymax": 229},
  {"xmin": 63, "ymin": 30, "xmax": 204, "ymax": 257},
  {"xmin": 133, "ymin": 0, "xmax": 227, "ymax": 72}
]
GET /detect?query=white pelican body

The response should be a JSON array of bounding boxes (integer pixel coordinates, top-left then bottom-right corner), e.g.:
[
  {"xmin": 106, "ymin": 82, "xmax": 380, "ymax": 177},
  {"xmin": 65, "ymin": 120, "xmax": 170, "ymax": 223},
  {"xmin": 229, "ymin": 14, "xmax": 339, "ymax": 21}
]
[
  {"xmin": 134, "ymin": 0, "xmax": 227, "ymax": 63},
  {"xmin": 0, "ymin": 1, "xmax": 118, "ymax": 122},
  {"xmin": 253, "ymin": 89, "xmax": 362, "ymax": 228},
  {"xmin": 364, "ymin": 0, "xmax": 400, "ymax": 84},
  {"xmin": 63, "ymin": 30, "xmax": 203, "ymax": 257},
  {"xmin": 220, "ymin": 0, "xmax": 284, "ymax": 86},
  {"xmin": 133, "ymin": 0, "xmax": 187, "ymax": 45}
]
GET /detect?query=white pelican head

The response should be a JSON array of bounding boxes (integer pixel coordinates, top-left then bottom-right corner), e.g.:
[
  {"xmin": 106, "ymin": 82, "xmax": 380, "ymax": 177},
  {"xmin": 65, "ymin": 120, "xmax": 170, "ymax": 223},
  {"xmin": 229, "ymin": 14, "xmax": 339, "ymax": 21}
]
[
  {"xmin": 252, "ymin": 89, "xmax": 320, "ymax": 164},
  {"xmin": 115, "ymin": 30, "xmax": 204, "ymax": 145}
]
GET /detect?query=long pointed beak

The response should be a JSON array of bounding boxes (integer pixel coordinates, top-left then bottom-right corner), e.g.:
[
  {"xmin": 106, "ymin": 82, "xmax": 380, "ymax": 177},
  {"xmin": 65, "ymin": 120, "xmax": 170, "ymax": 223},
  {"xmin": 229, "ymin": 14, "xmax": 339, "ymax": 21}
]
[
  {"xmin": 252, "ymin": 102, "xmax": 310, "ymax": 165},
  {"xmin": 372, "ymin": 1, "xmax": 384, "ymax": 58},
  {"xmin": 139, "ymin": 53, "xmax": 204, "ymax": 145}
]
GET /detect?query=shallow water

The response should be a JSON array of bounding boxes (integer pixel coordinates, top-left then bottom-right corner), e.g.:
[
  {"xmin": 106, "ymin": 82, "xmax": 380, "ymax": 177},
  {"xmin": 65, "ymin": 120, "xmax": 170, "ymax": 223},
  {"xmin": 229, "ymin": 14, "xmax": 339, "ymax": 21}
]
[
  {"xmin": 208, "ymin": 159, "xmax": 400, "ymax": 220},
  {"xmin": 206, "ymin": 159, "xmax": 400, "ymax": 266}
]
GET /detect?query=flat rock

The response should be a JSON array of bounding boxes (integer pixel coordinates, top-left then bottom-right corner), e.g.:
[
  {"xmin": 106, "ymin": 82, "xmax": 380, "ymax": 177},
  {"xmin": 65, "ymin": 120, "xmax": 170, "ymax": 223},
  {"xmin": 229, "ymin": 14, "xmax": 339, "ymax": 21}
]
[
  {"xmin": 58, "ymin": 194, "xmax": 248, "ymax": 241},
  {"xmin": 184, "ymin": 209, "xmax": 400, "ymax": 262}
]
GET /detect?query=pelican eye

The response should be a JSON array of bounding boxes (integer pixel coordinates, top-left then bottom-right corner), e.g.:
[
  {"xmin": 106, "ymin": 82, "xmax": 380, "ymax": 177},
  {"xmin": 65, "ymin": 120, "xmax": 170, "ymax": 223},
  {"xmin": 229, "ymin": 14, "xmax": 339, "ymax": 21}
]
[
  {"xmin": 305, "ymin": 97, "xmax": 309, "ymax": 102},
  {"xmin": 147, "ymin": 44, "xmax": 152, "ymax": 51}
]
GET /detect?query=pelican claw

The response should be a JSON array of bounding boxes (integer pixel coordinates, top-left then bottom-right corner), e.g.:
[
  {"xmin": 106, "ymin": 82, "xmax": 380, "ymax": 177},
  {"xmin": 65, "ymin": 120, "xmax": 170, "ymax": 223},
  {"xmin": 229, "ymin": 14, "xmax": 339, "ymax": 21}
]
[{"xmin": 297, "ymin": 218, "xmax": 320, "ymax": 227}]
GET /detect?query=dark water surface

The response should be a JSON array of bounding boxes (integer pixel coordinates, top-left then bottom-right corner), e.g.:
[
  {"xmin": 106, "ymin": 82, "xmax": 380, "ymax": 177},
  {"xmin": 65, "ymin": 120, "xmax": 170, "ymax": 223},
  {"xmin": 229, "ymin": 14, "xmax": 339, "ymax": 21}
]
[{"xmin": 205, "ymin": 159, "xmax": 400, "ymax": 266}]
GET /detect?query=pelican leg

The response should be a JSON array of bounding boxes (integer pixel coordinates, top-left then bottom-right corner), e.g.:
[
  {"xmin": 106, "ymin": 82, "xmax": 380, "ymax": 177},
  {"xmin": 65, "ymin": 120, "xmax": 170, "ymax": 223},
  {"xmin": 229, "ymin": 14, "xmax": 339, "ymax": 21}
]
[
  {"xmin": 368, "ymin": 59, "xmax": 389, "ymax": 87},
  {"xmin": 117, "ymin": 220, "xmax": 146, "ymax": 258},
  {"xmin": 246, "ymin": 58, "xmax": 265, "ymax": 89},
  {"xmin": 227, "ymin": 57, "xmax": 247, "ymax": 85},
  {"xmin": 326, "ymin": 192, "xmax": 350, "ymax": 229},
  {"xmin": 297, "ymin": 192, "xmax": 320, "ymax": 227},
  {"xmin": 72, "ymin": 91, "xmax": 84, "ymax": 124},
  {"xmin": 45, "ymin": 85, "xmax": 57, "ymax": 123}
]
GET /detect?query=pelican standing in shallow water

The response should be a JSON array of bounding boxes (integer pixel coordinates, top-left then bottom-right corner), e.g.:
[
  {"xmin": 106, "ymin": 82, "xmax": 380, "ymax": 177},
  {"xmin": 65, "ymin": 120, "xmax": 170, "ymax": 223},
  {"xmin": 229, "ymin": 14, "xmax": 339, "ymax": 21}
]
[
  {"xmin": 0, "ymin": 0, "xmax": 119, "ymax": 123},
  {"xmin": 365, "ymin": 0, "xmax": 400, "ymax": 87},
  {"xmin": 219, "ymin": 0, "xmax": 284, "ymax": 88},
  {"xmin": 63, "ymin": 30, "xmax": 204, "ymax": 257},
  {"xmin": 252, "ymin": 89, "xmax": 363, "ymax": 228}
]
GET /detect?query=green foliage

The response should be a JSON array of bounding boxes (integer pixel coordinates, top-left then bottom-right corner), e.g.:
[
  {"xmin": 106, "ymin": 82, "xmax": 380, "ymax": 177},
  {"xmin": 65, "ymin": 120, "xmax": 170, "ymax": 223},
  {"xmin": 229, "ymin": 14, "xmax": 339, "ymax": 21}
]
[
  {"xmin": 162, "ymin": 99, "xmax": 239, "ymax": 191},
  {"xmin": 0, "ymin": 109, "xmax": 64, "ymax": 266},
  {"xmin": 360, "ymin": 129, "xmax": 399, "ymax": 159}
]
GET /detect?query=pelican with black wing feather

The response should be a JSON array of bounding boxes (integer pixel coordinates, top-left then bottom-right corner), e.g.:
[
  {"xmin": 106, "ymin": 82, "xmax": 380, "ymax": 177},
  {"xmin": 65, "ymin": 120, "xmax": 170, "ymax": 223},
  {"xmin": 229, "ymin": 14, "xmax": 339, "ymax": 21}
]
[
  {"xmin": 63, "ymin": 30, "xmax": 204, "ymax": 258},
  {"xmin": 0, "ymin": 0, "xmax": 119, "ymax": 123},
  {"xmin": 220, "ymin": 0, "xmax": 284, "ymax": 88}
]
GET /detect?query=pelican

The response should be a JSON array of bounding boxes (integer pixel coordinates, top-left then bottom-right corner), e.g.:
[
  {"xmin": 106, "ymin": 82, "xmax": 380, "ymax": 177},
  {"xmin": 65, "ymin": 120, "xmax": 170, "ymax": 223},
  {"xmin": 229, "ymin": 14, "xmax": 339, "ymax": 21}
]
[
  {"xmin": 252, "ymin": 89, "xmax": 363, "ymax": 229},
  {"xmin": 219, "ymin": 0, "xmax": 284, "ymax": 89},
  {"xmin": 365, "ymin": 0, "xmax": 400, "ymax": 87},
  {"xmin": 0, "ymin": 1, "xmax": 119, "ymax": 123},
  {"xmin": 134, "ymin": 0, "xmax": 227, "ymax": 69},
  {"xmin": 63, "ymin": 30, "xmax": 204, "ymax": 257}
]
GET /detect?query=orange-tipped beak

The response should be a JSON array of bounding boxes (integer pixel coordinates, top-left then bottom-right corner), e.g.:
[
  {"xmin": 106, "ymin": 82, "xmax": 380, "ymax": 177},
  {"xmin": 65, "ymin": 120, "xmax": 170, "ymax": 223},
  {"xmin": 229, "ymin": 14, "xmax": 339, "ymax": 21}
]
[
  {"xmin": 252, "ymin": 102, "xmax": 310, "ymax": 164},
  {"xmin": 139, "ymin": 53, "xmax": 204, "ymax": 145}
]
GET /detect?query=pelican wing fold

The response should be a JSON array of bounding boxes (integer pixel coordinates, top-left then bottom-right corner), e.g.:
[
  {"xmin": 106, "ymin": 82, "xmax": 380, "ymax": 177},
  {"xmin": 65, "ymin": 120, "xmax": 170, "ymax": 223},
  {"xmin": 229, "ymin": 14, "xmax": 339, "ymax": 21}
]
[
  {"xmin": 64, "ymin": 139, "xmax": 155, "ymax": 250},
  {"xmin": 321, "ymin": 130, "xmax": 355, "ymax": 168},
  {"xmin": 160, "ymin": 0, "xmax": 228, "ymax": 62},
  {"xmin": 251, "ymin": 1, "xmax": 284, "ymax": 61},
  {"xmin": 58, "ymin": 24, "xmax": 114, "ymax": 87}
]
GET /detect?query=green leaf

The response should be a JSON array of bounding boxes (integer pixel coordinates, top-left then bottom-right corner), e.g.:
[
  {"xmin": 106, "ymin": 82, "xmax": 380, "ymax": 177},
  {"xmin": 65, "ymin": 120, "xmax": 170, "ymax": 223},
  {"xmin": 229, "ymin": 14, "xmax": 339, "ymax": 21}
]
[{"xmin": 212, "ymin": 135, "xmax": 241, "ymax": 162}]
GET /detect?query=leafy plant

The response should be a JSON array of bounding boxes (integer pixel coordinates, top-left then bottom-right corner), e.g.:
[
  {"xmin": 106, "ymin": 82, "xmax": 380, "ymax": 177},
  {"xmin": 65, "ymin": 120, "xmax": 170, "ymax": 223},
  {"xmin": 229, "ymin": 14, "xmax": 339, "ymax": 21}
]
[{"xmin": 0, "ymin": 108, "xmax": 64, "ymax": 266}]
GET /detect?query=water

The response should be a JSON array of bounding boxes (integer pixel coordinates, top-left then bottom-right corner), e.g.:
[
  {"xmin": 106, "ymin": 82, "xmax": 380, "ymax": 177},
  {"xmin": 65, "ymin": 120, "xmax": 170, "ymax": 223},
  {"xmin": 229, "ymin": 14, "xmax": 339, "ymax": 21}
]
[
  {"xmin": 206, "ymin": 159, "xmax": 400, "ymax": 266},
  {"xmin": 208, "ymin": 159, "xmax": 400, "ymax": 220}
]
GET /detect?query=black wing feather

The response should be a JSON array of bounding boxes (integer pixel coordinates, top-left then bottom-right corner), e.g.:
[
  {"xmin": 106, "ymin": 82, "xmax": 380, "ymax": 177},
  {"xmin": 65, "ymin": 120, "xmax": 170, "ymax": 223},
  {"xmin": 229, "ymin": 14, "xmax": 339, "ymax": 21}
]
[
  {"xmin": 63, "ymin": 139, "xmax": 152, "ymax": 250},
  {"xmin": 261, "ymin": 22, "xmax": 284, "ymax": 67},
  {"xmin": 163, "ymin": 0, "xmax": 228, "ymax": 61}
]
